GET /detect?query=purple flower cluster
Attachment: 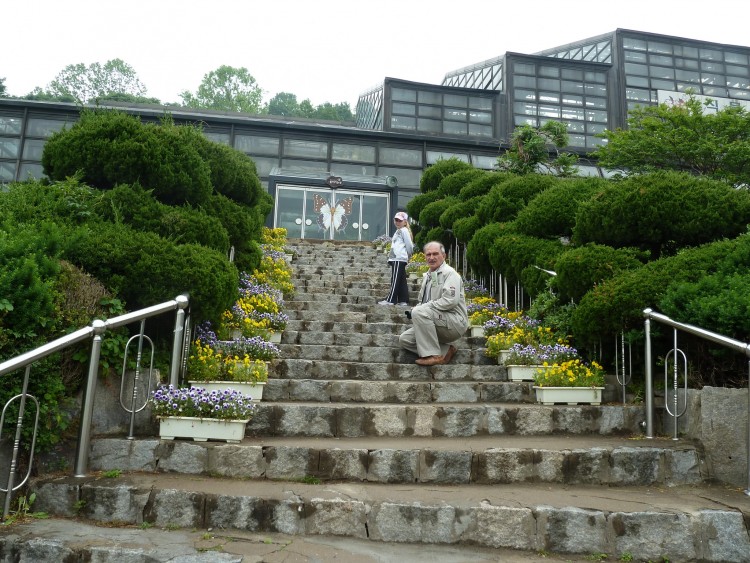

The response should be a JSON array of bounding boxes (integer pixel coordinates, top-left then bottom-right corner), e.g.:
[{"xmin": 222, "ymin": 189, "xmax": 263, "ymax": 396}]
[
  {"xmin": 194, "ymin": 322, "xmax": 219, "ymax": 347},
  {"xmin": 215, "ymin": 336, "xmax": 280, "ymax": 361},
  {"xmin": 151, "ymin": 384, "xmax": 255, "ymax": 420},
  {"xmin": 507, "ymin": 342, "xmax": 578, "ymax": 364},
  {"xmin": 253, "ymin": 311, "xmax": 289, "ymax": 330},
  {"xmin": 260, "ymin": 244, "xmax": 286, "ymax": 262},
  {"xmin": 239, "ymin": 272, "xmax": 285, "ymax": 306},
  {"xmin": 464, "ymin": 279, "xmax": 491, "ymax": 298}
]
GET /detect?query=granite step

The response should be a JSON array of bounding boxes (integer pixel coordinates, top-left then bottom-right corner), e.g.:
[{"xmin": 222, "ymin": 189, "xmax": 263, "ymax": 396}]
[
  {"xmin": 85, "ymin": 435, "xmax": 705, "ymax": 487},
  {"xmin": 246, "ymin": 402, "xmax": 645, "ymax": 438},
  {"xmin": 263, "ymin": 378, "xmax": 535, "ymax": 404},
  {"xmin": 31, "ymin": 472, "xmax": 750, "ymax": 561},
  {"xmin": 274, "ymin": 343, "xmax": 492, "ymax": 364},
  {"xmin": 272, "ymin": 358, "xmax": 503, "ymax": 381}
]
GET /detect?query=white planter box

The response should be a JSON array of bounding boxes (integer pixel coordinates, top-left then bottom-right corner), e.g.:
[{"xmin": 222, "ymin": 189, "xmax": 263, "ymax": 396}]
[
  {"xmin": 497, "ymin": 350, "xmax": 511, "ymax": 364},
  {"xmin": 189, "ymin": 381, "xmax": 266, "ymax": 402},
  {"xmin": 533, "ymin": 386, "xmax": 604, "ymax": 406},
  {"xmin": 469, "ymin": 326, "xmax": 484, "ymax": 338},
  {"xmin": 269, "ymin": 331, "xmax": 282, "ymax": 344},
  {"xmin": 158, "ymin": 416, "xmax": 248, "ymax": 443},
  {"xmin": 505, "ymin": 364, "xmax": 545, "ymax": 381}
]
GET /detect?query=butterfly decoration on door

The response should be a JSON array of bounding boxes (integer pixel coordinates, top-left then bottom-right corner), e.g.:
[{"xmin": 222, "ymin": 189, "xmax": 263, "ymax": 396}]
[{"xmin": 313, "ymin": 194, "xmax": 353, "ymax": 232}]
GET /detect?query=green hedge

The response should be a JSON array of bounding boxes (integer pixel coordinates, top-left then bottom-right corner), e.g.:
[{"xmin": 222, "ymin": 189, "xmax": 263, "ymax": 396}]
[
  {"xmin": 514, "ymin": 177, "xmax": 607, "ymax": 239},
  {"xmin": 62, "ymin": 222, "xmax": 238, "ymax": 322},
  {"xmin": 554, "ymin": 244, "xmax": 645, "ymax": 302},
  {"xmin": 42, "ymin": 110, "xmax": 213, "ymax": 205},
  {"xmin": 572, "ymin": 170, "xmax": 750, "ymax": 258},
  {"xmin": 571, "ymin": 236, "xmax": 743, "ymax": 346},
  {"xmin": 419, "ymin": 158, "xmax": 473, "ymax": 193}
]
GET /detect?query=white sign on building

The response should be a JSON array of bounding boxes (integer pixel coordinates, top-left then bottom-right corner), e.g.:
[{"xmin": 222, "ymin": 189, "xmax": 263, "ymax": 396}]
[{"xmin": 658, "ymin": 90, "xmax": 750, "ymax": 113}]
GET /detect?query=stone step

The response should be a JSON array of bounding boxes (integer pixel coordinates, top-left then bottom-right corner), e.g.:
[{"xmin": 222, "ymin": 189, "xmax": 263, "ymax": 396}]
[
  {"xmin": 246, "ymin": 402, "xmax": 645, "ymax": 437},
  {"xmin": 274, "ymin": 343, "xmax": 492, "ymax": 364},
  {"xmin": 263, "ymin": 378, "xmax": 534, "ymax": 404},
  {"xmin": 31, "ymin": 472, "xmax": 750, "ymax": 561},
  {"xmin": 272, "ymin": 358, "xmax": 502, "ymax": 381},
  {"xmin": 86, "ymin": 435, "xmax": 705, "ymax": 487}
]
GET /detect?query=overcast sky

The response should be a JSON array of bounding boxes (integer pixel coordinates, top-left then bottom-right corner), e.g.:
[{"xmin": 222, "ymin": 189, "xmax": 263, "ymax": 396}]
[{"xmin": 4, "ymin": 0, "xmax": 749, "ymax": 109}]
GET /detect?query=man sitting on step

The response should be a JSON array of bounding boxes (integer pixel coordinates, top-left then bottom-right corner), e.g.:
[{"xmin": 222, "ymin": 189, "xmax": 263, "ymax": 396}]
[{"xmin": 398, "ymin": 241, "xmax": 469, "ymax": 366}]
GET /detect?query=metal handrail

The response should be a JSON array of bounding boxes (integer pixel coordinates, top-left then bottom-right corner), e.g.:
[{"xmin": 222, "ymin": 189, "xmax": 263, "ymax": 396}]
[
  {"xmin": 643, "ymin": 307, "xmax": 750, "ymax": 496},
  {"xmin": 0, "ymin": 294, "xmax": 189, "ymax": 518}
]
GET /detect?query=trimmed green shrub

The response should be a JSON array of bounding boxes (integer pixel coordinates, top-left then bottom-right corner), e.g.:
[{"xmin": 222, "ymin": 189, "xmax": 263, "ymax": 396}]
[
  {"xmin": 514, "ymin": 177, "xmax": 607, "ymax": 239},
  {"xmin": 97, "ymin": 183, "xmax": 230, "ymax": 252},
  {"xmin": 419, "ymin": 197, "xmax": 456, "ymax": 230},
  {"xmin": 458, "ymin": 172, "xmax": 512, "ymax": 200},
  {"xmin": 415, "ymin": 226, "xmax": 451, "ymax": 249},
  {"xmin": 406, "ymin": 191, "xmax": 442, "ymax": 226},
  {"xmin": 436, "ymin": 168, "xmax": 487, "ymax": 197},
  {"xmin": 174, "ymin": 125, "xmax": 265, "ymax": 207},
  {"xmin": 466, "ymin": 222, "xmax": 510, "ymax": 277},
  {"xmin": 42, "ymin": 110, "xmax": 213, "ymax": 205},
  {"xmin": 62, "ymin": 222, "xmax": 238, "ymax": 322},
  {"xmin": 572, "ymin": 170, "xmax": 750, "ymax": 258},
  {"xmin": 453, "ymin": 215, "xmax": 483, "ymax": 243},
  {"xmin": 201, "ymin": 193, "xmax": 264, "ymax": 273},
  {"xmin": 571, "ymin": 236, "xmax": 743, "ymax": 346},
  {"xmin": 476, "ymin": 174, "xmax": 556, "ymax": 225},
  {"xmin": 439, "ymin": 197, "xmax": 483, "ymax": 230},
  {"xmin": 555, "ymin": 244, "xmax": 645, "ymax": 302},
  {"xmin": 419, "ymin": 158, "xmax": 473, "ymax": 193},
  {"xmin": 488, "ymin": 232, "xmax": 564, "ymax": 295}
]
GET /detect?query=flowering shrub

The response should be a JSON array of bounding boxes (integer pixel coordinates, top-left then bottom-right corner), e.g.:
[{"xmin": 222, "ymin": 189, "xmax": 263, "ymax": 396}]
[
  {"xmin": 534, "ymin": 359, "xmax": 606, "ymax": 388},
  {"xmin": 504, "ymin": 342, "xmax": 578, "ymax": 366},
  {"xmin": 152, "ymin": 385, "xmax": 255, "ymax": 420},
  {"xmin": 373, "ymin": 234, "xmax": 391, "ymax": 245}
]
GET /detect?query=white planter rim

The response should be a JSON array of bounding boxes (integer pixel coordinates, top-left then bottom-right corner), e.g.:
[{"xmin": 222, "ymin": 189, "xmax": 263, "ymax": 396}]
[{"xmin": 157, "ymin": 415, "xmax": 250, "ymax": 423}]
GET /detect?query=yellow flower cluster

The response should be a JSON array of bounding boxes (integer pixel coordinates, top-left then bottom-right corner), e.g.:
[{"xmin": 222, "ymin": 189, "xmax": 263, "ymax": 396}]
[
  {"xmin": 253, "ymin": 256, "xmax": 294, "ymax": 297},
  {"xmin": 262, "ymin": 227, "xmax": 288, "ymax": 248},
  {"xmin": 534, "ymin": 359, "xmax": 605, "ymax": 388}
]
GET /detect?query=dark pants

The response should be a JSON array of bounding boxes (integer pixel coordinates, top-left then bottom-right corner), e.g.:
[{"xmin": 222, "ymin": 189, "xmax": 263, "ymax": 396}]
[{"xmin": 384, "ymin": 261, "xmax": 409, "ymax": 304}]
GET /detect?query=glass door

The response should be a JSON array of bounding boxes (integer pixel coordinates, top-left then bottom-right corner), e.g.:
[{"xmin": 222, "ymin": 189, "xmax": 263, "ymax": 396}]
[{"xmin": 275, "ymin": 186, "xmax": 390, "ymax": 241}]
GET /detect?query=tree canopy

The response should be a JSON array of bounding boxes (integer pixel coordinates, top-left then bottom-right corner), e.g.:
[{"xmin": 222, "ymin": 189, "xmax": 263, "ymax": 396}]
[
  {"xmin": 594, "ymin": 93, "xmax": 750, "ymax": 186},
  {"xmin": 266, "ymin": 91, "xmax": 354, "ymax": 121},
  {"xmin": 29, "ymin": 59, "xmax": 148, "ymax": 104},
  {"xmin": 0, "ymin": 77, "xmax": 6, "ymax": 97},
  {"xmin": 496, "ymin": 121, "xmax": 579, "ymax": 176},
  {"xmin": 180, "ymin": 65, "xmax": 263, "ymax": 114}
]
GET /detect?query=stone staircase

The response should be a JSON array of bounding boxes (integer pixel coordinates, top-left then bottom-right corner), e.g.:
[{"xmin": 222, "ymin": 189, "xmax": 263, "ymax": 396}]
[{"xmin": 30, "ymin": 239, "xmax": 750, "ymax": 562}]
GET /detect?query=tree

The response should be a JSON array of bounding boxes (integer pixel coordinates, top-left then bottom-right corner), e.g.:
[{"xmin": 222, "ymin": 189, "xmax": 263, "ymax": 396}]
[
  {"xmin": 180, "ymin": 65, "xmax": 263, "ymax": 114},
  {"xmin": 0, "ymin": 77, "xmax": 6, "ymax": 97},
  {"xmin": 497, "ymin": 122, "xmax": 579, "ymax": 176},
  {"xmin": 594, "ymin": 93, "xmax": 750, "ymax": 186},
  {"xmin": 35, "ymin": 59, "xmax": 147, "ymax": 104},
  {"xmin": 266, "ymin": 92, "xmax": 300, "ymax": 116}
]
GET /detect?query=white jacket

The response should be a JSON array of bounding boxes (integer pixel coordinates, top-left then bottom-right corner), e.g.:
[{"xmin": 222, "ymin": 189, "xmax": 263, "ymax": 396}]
[{"xmin": 388, "ymin": 227, "xmax": 413, "ymax": 263}]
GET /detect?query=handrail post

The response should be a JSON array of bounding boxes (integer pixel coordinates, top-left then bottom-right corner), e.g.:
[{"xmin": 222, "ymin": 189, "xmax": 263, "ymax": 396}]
[
  {"xmin": 73, "ymin": 320, "xmax": 106, "ymax": 477},
  {"xmin": 2, "ymin": 366, "xmax": 33, "ymax": 519},
  {"xmin": 169, "ymin": 295, "xmax": 189, "ymax": 387},
  {"xmin": 644, "ymin": 309, "xmax": 654, "ymax": 438}
]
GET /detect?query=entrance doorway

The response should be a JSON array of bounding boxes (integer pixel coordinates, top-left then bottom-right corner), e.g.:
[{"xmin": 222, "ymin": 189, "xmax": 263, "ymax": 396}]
[{"xmin": 274, "ymin": 186, "xmax": 390, "ymax": 241}]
